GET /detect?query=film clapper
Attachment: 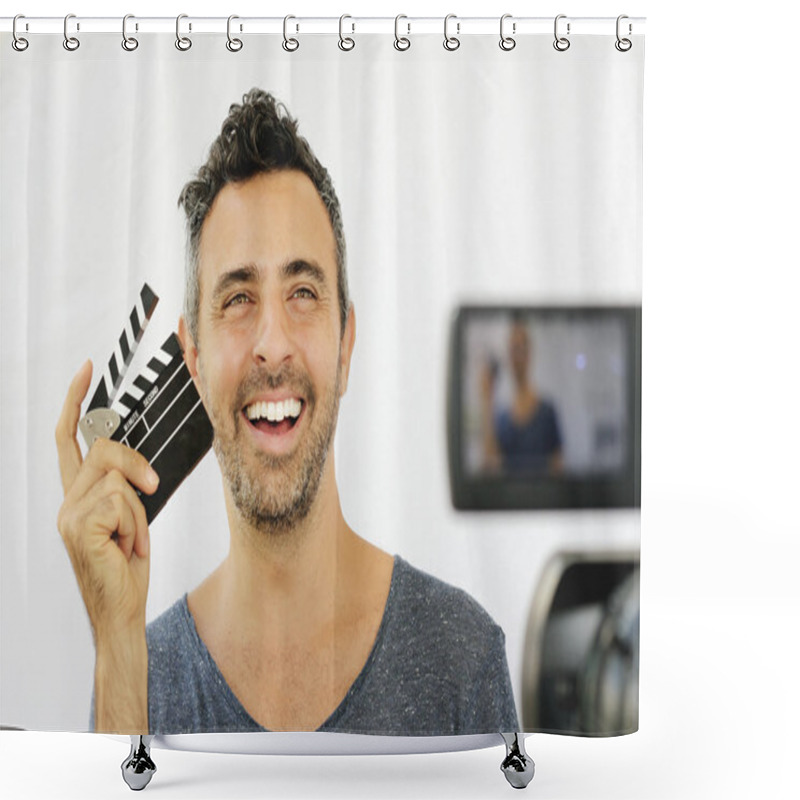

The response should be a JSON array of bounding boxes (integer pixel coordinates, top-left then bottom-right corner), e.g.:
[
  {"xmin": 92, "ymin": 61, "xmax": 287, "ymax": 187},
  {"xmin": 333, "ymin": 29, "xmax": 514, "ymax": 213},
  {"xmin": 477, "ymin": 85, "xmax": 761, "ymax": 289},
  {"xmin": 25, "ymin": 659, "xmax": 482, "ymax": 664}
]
[{"xmin": 78, "ymin": 283, "xmax": 213, "ymax": 523}]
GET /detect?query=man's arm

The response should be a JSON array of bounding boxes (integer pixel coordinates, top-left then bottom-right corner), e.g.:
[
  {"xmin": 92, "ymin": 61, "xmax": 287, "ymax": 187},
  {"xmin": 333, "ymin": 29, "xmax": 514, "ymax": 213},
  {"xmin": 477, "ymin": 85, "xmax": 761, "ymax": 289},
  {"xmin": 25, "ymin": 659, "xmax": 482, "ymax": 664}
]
[
  {"xmin": 56, "ymin": 360, "xmax": 158, "ymax": 733},
  {"xmin": 467, "ymin": 626, "xmax": 520, "ymax": 734},
  {"xmin": 547, "ymin": 403, "xmax": 565, "ymax": 476},
  {"xmin": 480, "ymin": 361, "xmax": 503, "ymax": 472},
  {"xmin": 94, "ymin": 629, "xmax": 149, "ymax": 732},
  {"xmin": 548, "ymin": 449, "xmax": 565, "ymax": 475}
]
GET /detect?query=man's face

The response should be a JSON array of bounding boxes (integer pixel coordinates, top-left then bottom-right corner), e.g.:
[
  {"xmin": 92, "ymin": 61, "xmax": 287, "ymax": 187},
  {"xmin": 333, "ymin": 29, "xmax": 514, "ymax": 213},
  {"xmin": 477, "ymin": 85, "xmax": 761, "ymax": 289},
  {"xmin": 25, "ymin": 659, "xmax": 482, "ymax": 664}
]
[{"xmin": 180, "ymin": 170, "xmax": 355, "ymax": 534}]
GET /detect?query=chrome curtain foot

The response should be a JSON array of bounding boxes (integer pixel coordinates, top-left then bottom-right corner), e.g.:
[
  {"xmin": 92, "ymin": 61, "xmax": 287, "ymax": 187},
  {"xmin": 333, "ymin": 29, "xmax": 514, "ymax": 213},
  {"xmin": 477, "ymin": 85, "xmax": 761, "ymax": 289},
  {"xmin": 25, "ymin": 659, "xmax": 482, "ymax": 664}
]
[
  {"xmin": 121, "ymin": 735, "xmax": 156, "ymax": 791},
  {"xmin": 500, "ymin": 732, "xmax": 535, "ymax": 789}
]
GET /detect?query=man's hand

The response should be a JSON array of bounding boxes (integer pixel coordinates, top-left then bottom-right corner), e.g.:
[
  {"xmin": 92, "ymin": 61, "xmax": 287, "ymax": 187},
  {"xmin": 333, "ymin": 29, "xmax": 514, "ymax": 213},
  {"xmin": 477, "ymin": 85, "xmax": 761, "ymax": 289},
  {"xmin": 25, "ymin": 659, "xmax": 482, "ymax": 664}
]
[
  {"xmin": 55, "ymin": 360, "xmax": 158, "ymax": 732},
  {"xmin": 480, "ymin": 360, "xmax": 501, "ymax": 472}
]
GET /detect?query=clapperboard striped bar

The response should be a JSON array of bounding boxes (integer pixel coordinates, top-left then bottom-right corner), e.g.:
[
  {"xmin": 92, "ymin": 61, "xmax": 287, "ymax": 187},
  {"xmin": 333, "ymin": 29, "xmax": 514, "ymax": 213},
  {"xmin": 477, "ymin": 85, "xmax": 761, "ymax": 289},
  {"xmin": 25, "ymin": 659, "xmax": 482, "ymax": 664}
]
[
  {"xmin": 88, "ymin": 283, "xmax": 159, "ymax": 412},
  {"xmin": 79, "ymin": 284, "xmax": 213, "ymax": 524},
  {"xmin": 111, "ymin": 333, "xmax": 213, "ymax": 522}
]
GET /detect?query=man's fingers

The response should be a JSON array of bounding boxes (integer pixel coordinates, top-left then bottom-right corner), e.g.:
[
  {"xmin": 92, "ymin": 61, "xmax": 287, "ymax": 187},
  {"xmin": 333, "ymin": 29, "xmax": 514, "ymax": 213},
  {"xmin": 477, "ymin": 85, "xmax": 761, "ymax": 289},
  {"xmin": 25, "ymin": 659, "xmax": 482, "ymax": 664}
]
[
  {"xmin": 130, "ymin": 485, "xmax": 151, "ymax": 560},
  {"xmin": 81, "ymin": 471, "xmax": 150, "ymax": 561},
  {"xmin": 56, "ymin": 360, "xmax": 93, "ymax": 494},
  {"xmin": 67, "ymin": 437, "xmax": 159, "ymax": 505},
  {"xmin": 112, "ymin": 474, "xmax": 150, "ymax": 561},
  {"xmin": 114, "ymin": 495, "xmax": 140, "ymax": 562}
]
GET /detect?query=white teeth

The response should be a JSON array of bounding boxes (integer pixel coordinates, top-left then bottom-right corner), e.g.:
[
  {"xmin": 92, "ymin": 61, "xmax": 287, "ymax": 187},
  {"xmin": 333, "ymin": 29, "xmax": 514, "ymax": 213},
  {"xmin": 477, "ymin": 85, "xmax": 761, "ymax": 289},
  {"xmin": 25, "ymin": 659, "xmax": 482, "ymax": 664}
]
[{"xmin": 245, "ymin": 398, "xmax": 302, "ymax": 422}]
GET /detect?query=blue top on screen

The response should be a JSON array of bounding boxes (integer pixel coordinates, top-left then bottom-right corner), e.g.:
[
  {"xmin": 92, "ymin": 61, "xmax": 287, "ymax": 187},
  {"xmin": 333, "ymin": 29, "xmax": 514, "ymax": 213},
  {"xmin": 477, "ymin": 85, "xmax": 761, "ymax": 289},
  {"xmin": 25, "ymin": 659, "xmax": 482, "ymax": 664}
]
[{"xmin": 494, "ymin": 401, "xmax": 563, "ymax": 474}]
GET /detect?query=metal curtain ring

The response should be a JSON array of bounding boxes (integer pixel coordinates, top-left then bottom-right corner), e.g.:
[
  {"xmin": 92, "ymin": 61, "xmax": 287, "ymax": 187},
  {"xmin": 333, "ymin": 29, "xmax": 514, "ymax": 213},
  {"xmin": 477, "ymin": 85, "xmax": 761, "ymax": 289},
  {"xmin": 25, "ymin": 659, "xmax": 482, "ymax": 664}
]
[
  {"xmin": 394, "ymin": 14, "xmax": 410, "ymax": 51},
  {"xmin": 176, "ymin": 14, "xmax": 192, "ymax": 51},
  {"xmin": 499, "ymin": 13, "xmax": 516, "ymax": 51},
  {"xmin": 553, "ymin": 14, "xmax": 570, "ymax": 51},
  {"xmin": 443, "ymin": 14, "xmax": 460, "ymax": 51},
  {"xmin": 122, "ymin": 14, "xmax": 138, "ymax": 51},
  {"xmin": 226, "ymin": 15, "xmax": 243, "ymax": 51},
  {"xmin": 63, "ymin": 13, "xmax": 80, "ymax": 51},
  {"xmin": 12, "ymin": 14, "xmax": 29, "ymax": 51},
  {"xmin": 283, "ymin": 15, "xmax": 299, "ymax": 52},
  {"xmin": 615, "ymin": 15, "xmax": 632, "ymax": 52},
  {"xmin": 338, "ymin": 14, "xmax": 355, "ymax": 51}
]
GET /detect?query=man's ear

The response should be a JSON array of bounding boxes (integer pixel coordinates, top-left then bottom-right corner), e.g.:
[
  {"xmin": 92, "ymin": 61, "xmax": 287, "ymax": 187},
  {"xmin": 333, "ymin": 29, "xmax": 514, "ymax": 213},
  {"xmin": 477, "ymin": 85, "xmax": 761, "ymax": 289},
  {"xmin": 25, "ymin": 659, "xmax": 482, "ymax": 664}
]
[
  {"xmin": 339, "ymin": 306, "xmax": 356, "ymax": 397},
  {"xmin": 178, "ymin": 315, "xmax": 200, "ymax": 382}
]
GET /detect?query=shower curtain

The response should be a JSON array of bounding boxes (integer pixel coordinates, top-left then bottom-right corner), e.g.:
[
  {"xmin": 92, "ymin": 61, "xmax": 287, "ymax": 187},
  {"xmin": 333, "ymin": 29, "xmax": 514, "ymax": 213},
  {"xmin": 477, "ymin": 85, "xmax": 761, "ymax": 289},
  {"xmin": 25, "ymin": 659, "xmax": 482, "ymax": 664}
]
[{"xmin": 0, "ymin": 18, "xmax": 644, "ymax": 744}]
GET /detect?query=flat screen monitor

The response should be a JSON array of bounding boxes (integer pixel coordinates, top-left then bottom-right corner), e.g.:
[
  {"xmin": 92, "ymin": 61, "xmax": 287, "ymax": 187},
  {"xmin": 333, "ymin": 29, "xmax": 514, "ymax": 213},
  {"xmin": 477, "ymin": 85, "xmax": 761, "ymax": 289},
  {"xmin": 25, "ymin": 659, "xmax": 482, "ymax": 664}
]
[{"xmin": 447, "ymin": 305, "xmax": 641, "ymax": 510}]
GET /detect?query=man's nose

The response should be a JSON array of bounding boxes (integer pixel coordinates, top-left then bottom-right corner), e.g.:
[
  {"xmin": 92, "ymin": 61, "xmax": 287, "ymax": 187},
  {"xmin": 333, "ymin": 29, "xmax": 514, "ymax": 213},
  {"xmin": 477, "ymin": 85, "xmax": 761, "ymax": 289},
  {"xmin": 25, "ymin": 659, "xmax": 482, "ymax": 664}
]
[{"xmin": 252, "ymin": 297, "xmax": 295, "ymax": 368}]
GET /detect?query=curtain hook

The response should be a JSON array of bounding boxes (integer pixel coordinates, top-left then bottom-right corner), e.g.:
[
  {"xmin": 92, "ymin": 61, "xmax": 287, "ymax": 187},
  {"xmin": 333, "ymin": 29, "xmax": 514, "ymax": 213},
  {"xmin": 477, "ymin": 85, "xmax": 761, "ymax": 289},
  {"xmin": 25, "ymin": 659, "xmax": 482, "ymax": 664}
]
[
  {"xmin": 283, "ymin": 15, "xmax": 299, "ymax": 52},
  {"xmin": 443, "ymin": 14, "xmax": 460, "ymax": 51},
  {"xmin": 226, "ymin": 15, "xmax": 243, "ymax": 51},
  {"xmin": 63, "ymin": 13, "xmax": 80, "ymax": 51},
  {"xmin": 615, "ymin": 15, "xmax": 632, "ymax": 52},
  {"xmin": 12, "ymin": 14, "xmax": 29, "ymax": 52},
  {"xmin": 553, "ymin": 14, "xmax": 570, "ymax": 52},
  {"xmin": 176, "ymin": 14, "xmax": 192, "ymax": 51},
  {"xmin": 499, "ymin": 14, "xmax": 516, "ymax": 51},
  {"xmin": 122, "ymin": 14, "xmax": 138, "ymax": 51},
  {"xmin": 394, "ymin": 14, "xmax": 410, "ymax": 51},
  {"xmin": 338, "ymin": 14, "xmax": 355, "ymax": 51}
]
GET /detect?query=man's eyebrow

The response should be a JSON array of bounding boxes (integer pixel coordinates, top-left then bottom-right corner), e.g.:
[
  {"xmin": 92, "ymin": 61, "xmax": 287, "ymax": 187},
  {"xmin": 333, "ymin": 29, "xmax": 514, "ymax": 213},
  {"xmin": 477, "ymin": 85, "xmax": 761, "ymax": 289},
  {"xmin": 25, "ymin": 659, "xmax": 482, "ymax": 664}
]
[
  {"xmin": 211, "ymin": 264, "xmax": 260, "ymax": 303},
  {"xmin": 281, "ymin": 259, "xmax": 328, "ymax": 289}
]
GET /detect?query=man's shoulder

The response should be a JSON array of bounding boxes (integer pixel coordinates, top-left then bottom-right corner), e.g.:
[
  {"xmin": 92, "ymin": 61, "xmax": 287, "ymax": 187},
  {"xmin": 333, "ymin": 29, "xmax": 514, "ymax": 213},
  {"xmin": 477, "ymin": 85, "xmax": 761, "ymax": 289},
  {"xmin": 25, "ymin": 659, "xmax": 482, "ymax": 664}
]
[
  {"xmin": 145, "ymin": 594, "xmax": 233, "ymax": 733},
  {"xmin": 145, "ymin": 595, "xmax": 201, "ymax": 680},
  {"xmin": 337, "ymin": 556, "xmax": 518, "ymax": 734},
  {"xmin": 388, "ymin": 557, "xmax": 506, "ymax": 658},
  {"xmin": 147, "ymin": 595, "xmax": 190, "ymax": 646}
]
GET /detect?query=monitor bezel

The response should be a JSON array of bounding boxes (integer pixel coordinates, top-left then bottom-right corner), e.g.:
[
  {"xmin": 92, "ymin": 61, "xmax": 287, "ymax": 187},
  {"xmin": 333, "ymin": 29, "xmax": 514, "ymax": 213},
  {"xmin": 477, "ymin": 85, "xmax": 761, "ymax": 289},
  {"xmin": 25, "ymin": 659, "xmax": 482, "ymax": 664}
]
[{"xmin": 446, "ymin": 304, "xmax": 642, "ymax": 511}]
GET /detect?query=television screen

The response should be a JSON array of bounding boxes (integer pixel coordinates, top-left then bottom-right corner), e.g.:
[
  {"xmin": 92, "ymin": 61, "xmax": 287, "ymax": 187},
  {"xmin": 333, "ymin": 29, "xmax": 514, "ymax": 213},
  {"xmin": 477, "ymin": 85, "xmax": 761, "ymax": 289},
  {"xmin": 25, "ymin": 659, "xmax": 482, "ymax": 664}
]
[{"xmin": 447, "ymin": 306, "xmax": 641, "ymax": 510}]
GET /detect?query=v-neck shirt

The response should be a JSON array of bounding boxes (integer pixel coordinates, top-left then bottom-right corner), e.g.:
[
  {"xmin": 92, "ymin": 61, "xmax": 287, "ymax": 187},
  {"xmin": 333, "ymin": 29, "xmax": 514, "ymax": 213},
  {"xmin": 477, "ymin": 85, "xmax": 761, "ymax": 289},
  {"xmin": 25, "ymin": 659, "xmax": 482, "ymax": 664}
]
[{"xmin": 145, "ymin": 555, "xmax": 519, "ymax": 735}]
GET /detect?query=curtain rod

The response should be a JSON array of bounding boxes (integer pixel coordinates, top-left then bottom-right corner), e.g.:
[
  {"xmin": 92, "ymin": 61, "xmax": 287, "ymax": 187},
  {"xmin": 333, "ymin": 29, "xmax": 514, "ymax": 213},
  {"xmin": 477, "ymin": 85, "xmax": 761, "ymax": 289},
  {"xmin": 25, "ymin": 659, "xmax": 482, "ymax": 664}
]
[{"xmin": 2, "ymin": 16, "xmax": 646, "ymax": 36}]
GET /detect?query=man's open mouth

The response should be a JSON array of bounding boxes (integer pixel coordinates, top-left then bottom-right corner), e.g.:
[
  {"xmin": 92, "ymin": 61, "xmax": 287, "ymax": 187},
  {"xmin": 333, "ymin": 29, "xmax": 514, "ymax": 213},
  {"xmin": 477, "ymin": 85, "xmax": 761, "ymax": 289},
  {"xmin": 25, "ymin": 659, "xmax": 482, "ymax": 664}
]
[{"xmin": 243, "ymin": 398, "xmax": 304, "ymax": 435}]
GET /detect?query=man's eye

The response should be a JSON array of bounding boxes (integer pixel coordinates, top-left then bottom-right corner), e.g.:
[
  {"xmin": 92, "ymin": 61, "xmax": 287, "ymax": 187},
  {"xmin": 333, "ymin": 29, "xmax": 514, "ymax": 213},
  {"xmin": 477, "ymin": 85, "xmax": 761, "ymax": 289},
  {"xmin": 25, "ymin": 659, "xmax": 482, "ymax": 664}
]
[
  {"xmin": 292, "ymin": 287, "xmax": 316, "ymax": 300},
  {"xmin": 225, "ymin": 293, "xmax": 250, "ymax": 308}
]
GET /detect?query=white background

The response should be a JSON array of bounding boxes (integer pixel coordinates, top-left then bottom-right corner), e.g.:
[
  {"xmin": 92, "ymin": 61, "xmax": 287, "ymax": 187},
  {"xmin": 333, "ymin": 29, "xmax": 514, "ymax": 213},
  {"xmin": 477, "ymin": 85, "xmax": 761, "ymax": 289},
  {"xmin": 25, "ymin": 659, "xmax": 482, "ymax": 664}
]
[{"xmin": 1, "ymin": 2, "xmax": 799, "ymax": 800}]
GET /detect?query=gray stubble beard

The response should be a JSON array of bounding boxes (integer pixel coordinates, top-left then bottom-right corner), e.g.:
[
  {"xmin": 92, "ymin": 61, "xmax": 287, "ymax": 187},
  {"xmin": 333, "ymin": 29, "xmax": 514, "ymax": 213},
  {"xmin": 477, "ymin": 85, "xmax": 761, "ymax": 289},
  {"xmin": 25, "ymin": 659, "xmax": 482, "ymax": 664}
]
[{"xmin": 204, "ymin": 359, "xmax": 342, "ymax": 538}]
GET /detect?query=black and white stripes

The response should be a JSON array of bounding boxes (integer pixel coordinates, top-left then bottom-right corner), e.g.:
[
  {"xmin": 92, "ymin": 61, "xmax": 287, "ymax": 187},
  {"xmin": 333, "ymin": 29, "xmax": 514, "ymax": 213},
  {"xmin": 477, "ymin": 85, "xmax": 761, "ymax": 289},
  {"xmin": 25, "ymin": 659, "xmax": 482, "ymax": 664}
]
[
  {"xmin": 80, "ymin": 282, "xmax": 213, "ymax": 524},
  {"xmin": 88, "ymin": 283, "xmax": 158, "ymax": 412},
  {"xmin": 115, "ymin": 334, "xmax": 181, "ymax": 417},
  {"xmin": 110, "ymin": 332, "xmax": 213, "ymax": 522}
]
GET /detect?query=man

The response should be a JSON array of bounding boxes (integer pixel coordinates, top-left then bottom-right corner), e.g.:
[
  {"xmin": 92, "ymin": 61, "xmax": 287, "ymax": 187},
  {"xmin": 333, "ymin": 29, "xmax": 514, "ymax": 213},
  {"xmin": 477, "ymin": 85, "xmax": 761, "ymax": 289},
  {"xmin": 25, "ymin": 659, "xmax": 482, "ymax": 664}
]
[
  {"xmin": 56, "ymin": 89, "xmax": 518, "ymax": 736},
  {"xmin": 481, "ymin": 317, "xmax": 564, "ymax": 475}
]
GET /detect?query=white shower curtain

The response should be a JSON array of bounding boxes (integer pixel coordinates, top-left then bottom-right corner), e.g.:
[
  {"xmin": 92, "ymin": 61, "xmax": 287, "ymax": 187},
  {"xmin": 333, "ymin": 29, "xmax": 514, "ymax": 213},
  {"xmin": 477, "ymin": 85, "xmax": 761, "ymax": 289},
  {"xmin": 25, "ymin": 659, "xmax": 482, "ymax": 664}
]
[{"xmin": 1, "ymin": 24, "xmax": 643, "ymax": 735}]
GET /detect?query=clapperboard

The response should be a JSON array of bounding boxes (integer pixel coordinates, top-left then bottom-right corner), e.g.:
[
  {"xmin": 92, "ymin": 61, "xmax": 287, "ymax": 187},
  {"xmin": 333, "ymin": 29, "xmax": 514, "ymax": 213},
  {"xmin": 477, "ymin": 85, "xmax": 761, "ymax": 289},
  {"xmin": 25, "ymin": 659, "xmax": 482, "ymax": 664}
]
[{"xmin": 78, "ymin": 284, "xmax": 213, "ymax": 523}]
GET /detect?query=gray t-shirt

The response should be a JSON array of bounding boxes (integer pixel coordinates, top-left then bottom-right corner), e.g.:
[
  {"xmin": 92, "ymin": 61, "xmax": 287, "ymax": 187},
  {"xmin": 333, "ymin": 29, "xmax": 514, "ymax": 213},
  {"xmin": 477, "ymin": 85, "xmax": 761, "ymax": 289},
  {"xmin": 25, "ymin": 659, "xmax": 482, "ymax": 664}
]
[{"xmin": 146, "ymin": 556, "xmax": 519, "ymax": 735}]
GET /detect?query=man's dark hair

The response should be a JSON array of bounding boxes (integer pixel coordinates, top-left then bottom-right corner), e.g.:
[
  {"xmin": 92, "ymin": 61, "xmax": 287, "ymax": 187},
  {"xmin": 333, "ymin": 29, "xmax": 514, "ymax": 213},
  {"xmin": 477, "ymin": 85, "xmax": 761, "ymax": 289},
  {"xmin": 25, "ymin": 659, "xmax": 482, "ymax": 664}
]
[{"xmin": 178, "ymin": 88, "xmax": 348, "ymax": 342}]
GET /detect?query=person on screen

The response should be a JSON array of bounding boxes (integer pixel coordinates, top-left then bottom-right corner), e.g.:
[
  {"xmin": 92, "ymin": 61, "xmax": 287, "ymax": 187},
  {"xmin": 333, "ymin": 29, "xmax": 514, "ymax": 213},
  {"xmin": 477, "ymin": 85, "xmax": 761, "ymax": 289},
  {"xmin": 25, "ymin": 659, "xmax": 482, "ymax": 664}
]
[
  {"xmin": 481, "ymin": 317, "xmax": 564, "ymax": 475},
  {"xmin": 55, "ymin": 89, "xmax": 518, "ymax": 736}
]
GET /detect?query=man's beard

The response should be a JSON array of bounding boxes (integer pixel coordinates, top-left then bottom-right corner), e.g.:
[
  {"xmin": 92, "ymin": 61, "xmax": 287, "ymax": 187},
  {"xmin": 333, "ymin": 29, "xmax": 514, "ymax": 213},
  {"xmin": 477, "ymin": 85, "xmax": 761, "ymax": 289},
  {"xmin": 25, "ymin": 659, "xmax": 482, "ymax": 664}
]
[{"xmin": 202, "ymin": 358, "xmax": 341, "ymax": 537}]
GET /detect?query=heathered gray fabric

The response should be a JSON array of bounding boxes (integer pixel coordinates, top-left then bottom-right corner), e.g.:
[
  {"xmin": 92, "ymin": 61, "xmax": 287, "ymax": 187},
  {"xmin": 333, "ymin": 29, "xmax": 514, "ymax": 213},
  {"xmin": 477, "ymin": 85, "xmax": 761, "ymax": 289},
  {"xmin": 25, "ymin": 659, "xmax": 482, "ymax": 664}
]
[{"xmin": 145, "ymin": 556, "xmax": 519, "ymax": 735}]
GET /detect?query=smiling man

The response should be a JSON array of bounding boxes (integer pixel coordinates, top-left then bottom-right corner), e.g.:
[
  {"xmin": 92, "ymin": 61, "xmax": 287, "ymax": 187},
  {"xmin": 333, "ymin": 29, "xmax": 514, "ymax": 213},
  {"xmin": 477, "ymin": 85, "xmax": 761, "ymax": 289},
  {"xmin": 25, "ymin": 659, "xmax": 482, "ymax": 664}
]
[{"xmin": 56, "ymin": 89, "xmax": 518, "ymax": 736}]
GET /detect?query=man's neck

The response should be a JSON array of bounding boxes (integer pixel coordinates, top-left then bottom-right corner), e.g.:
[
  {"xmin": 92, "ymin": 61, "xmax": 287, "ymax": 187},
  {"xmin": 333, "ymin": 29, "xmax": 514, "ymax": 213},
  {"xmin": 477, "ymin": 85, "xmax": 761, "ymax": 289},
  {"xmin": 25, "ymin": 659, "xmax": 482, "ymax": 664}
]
[
  {"xmin": 185, "ymin": 463, "xmax": 395, "ymax": 730},
  {"xmin": 228, "ymin": 468, "xmax": 348, "ymax": 625},
  {"xmin": 189, "ymin": 462, "xmax": 375, "ymax": 646}
]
